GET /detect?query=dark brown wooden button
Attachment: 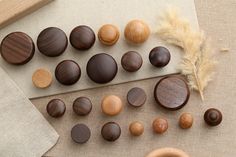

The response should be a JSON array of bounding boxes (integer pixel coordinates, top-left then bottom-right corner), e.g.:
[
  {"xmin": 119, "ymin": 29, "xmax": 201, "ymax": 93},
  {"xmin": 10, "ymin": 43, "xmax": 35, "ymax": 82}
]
[
  {"xmin": 71, "ymin": 123, "xmax": 91, "ymax": 144},
  {"xmin": 0, "ymin": 32, "xmax": 35, "ymax": 65},
  {"xmin": 154, "ymin": 76, "xmax": 190, "ymax": 110},
  {"xmin": 86, "ymin": 53, "xmax": 118, "ymax": 84},
  {"xmin": 121, "ymin": 51, "xmax": 143, "ymax": 72},
  {"xmin": 37, "ymin": 27, "xmax": 68, "ymax": 57},
  {"xmin": 204, "ymin": 108, "xmax": 222, "ymax": 126},
  {"xmin": 101, "ymin": 122, "xmax": 121, "ymax": 142},
  {"xmin": 55, "ymin": 60, "xmax": 81, "ymax": 85},
  {"xmin": 70, "ymin": 25, "xmax": 95, "ymax": 50},
  {"xmin": 46, "ymin": 99, "xmax": 66, "ymax": 118},
  {"xmin": 127, "ymin": 87, "xmax": 146, "ymax": 107},
  {"xmin": 149, "ymin": 46, "xmax": 171, "ymax": 67},
  {"xmin": 73, "ymin": 97, "xmax": 92, "ymax": 116}
]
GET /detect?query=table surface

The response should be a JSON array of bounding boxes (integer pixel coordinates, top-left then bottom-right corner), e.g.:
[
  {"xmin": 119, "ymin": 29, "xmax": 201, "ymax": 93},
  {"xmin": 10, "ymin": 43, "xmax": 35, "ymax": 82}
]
[{"xmin": 32, "ymin": 0, "xmax": 236, "ymax": 156}]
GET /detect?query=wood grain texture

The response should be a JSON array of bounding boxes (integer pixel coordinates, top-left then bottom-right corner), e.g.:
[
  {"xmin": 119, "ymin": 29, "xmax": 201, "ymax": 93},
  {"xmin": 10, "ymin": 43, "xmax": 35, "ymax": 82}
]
[{"xmin": 0, "ymin": 0, "xmax": 53, "ymax": 29}]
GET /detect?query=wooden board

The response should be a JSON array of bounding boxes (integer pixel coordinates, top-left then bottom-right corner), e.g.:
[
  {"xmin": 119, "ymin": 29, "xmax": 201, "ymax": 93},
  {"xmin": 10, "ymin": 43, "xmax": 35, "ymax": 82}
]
[{"xmin": 0, "ymin": 0, "xmax": 53, "ymax": 29}]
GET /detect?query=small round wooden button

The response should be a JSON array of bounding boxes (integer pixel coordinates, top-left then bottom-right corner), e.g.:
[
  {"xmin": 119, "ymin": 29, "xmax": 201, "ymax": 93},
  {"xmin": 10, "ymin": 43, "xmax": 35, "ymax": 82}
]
[
  {"xmin": 129, "ymin": 121, "xmax": 144, "ymax": 136},
  {"xmin": 32, "ymin": 68, "xmax": 52, "ymax": 88},
  {"xmin": 154, "ymin": 76, "xmax": 190, "ymax": 110},
  {"xmin": 86, "ymin": 53, "xmax": 118, "ymax": 84},
  {"xmin": 101, "ymin": 122, "xmax": 121, "ymax": 142},
  {"xmin": 127, "ymin": 87, "xmax": 146, "ymax": 107},
  {"xmin": 149, "ymin": 46, "xmax": 171, "ymax": 67},
  {"xmin": 70, "ymin": 25, "xmax": 95, "ymax": 50},
  {"xmin": 73, "ymin": 97, "xmax": 92, "ymax": 116},
  {"xmin": 152, "ymin": 118, "xmax": 168, "ymax": 134},
  {"xmin": 204, "ymin": 108, "xmax": 222, "ymax": 126},
  {"xmin": 55, "ymin": 60, "xmax": 81, "ymax": 85},
  {"xmin": 0, "ymin": 32, "xmax": 35, "ymax": 65},
  {"xmin": 98, "ymin": 24, "xmax": 120, "ymax": 46},
  {"xmin": 121, "ymin": 51, "xmax": 143, "ymax": 72},
  {"xmin": 71, "ymin": 123, "xmax": 91, "ymax": 144},
  {"xmin": 46, "ymin": 99, "xmax": 66, "ymax": 118},
  {"xmin": 179, "ymin": 113, "xmax": 194, "ymax": 129},
  {"xmin": 101, "ymin": 95, "xmax": 123, "ymax": 116},
  {"xmin": 37, "ymin": 27, "xmax": 68, "ymax": 57}
]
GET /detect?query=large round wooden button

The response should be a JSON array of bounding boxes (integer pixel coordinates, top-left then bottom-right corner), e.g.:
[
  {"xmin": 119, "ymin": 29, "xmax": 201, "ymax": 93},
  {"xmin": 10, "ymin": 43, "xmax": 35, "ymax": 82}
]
[
  {"xmin": 149, "ymin": 46, "xmax": 171, "ymax": 68},
  {"xmin": 145, "ymin": 147, "xmax": 189, "ymax": 157},
  {"xmin": 101, "ymin": 95, "xmax": 123, "ymax": 116},
  {"xmin": 101, "ymin": 122, "xmax": 121, "ymax": 142},
  {"xmin": 154, "ymin": 76, "xmax": 190, "ymax": 110},
  {"xmin": 98, "ymin": 24, "xmax": 120, "ymax": 46},
  {"xmin": 204, "ymin": 108, "xmax": 222, "ymax": 126},
  {"xmin": 0, "ymin": 32, "xmax": 35, "ymax": 65},
  {"xmin": 46, "ymin": 99, "xmax": 66, "ymax": 118},
  {"xmin": 32, "ymin": 68, "xmax": 53, "ymax": 88},
  {"xmin": 70, "ymin": 25, "xmax": 95, "ymax": 50},
  {"xmin": 55, "ymin": 60, "xmax": 81, "ymax": 85},
  {"xmin": 86, "ymin": 53, "xmax": 118, "ymax": 84},
  {"xmin": 121, "ymin": 51, "xmax": 143, "ymax": 72},
  {"xmin": 71, "ymin": 124, "xmax": 91, "ymax": 144},
  {"xmin": 127, "ymin": 87, "xmax": 146, "ymax": 107},
  {"xmin": 73, "ymin": 97, "xmax": 92, "ymax": 116},
  {"xmin": 37, "ymin": 27, "xmax": 68, "ymax": 57}
]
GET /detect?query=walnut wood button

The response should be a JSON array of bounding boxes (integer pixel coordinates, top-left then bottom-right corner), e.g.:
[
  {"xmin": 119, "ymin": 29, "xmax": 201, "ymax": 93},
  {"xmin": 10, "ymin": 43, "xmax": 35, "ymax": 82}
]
[
  {"xmin": 71, "ymin": 123, "xmax": 91, "ymax": 144},
  {"xmin": 154, "ymin": 76, "xmax": 190, "ymax": 110},
  {"xmin": 0, "ymin": 32, "xmax": 35, "ymax": 65},
  {"xmin": 98, "ymin": 24, "xmax": 119, "ymax": 46},
  {"xmin": 101, "ymin": 95, "xmax": 123, "ymax": 116},
  {"xmin": 129, "ymin": 121, "xmax": 144, "ymax": 136},
  {"xmin": 152, "ymin": 118, "xmax": 168, "ymax": 134},
  {"xmin": 101, "ymin": 122, "xmax": 121, "ymax": 142},
  {"xmin": 55, "ymin": 60, "xmax": 81, "ymax": 85},
  {"xmin": 73, "ymin": 97, "xmax": 92, "ymax": 116},
  {"xmin": 37, "ymin": 27, "xmax": 68, "ymax": 57},
  {"xmin": 127, "ymin": 87, "xmax": 146, "ymax": 107},
  {"xmin": 149, "ymin": 46, "xmax": 171, "ymax": 67},
  {"xmin": 86, "ymin": 53, "xmax": 118, "ymax": 84},
  {"xmin": 32, "ymin": 68, "xmax": 52, "ymax": 88},
  {"xmin": 204, "ymin": 108, "xmax": 222, "ymax": 126},
  {"xmin": 70, "ymin": 25, "xmax": 95, "ymax": 50},
  {"xmin": 121, "ymin": 51, "xmax": 143, "ymax": 72},
  {"xmin": 46, "ymin": 99, "xmax": 66, "ymax": 118}
]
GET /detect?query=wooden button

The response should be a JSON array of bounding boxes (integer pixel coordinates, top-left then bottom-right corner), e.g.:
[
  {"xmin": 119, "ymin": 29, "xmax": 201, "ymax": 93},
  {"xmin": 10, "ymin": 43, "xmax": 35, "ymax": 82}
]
[
  {"xmin": 86, "ymin": 53, "xmax": 118, "ymax": 84},
  {"xmin": 121, "ymin": 51, "xmax": 143, "ymax": 72},
  {"xmin": 0, "ymin": 32, "xmax": 35, "ymax": 65},
  {"xmin": 98, "ymin": 24, "xmax": 119, "ymax": 46},
  {"xmin": 37, "ymin": 27, "xmax": 68, "ymax": 57},
  {"xmin": 46, "ymin": 99, "xmax": 66, "ymax": 118},
  {"xmin": 179, "ymin": 113, "xmax": 194, "ymax": 129},
  {"xmin": 152, "ymin": 118, "xmax": 168, "ymax": 134},
  {"xmin": 32, "ymin": 68, "xmax": 52, "ymax": 89},
  {"xmin": 204, "ymin": 108, "xmax": 222, "ymax": 126},
  {"xmin": 55, "ymin": 60, "xmax": 81, "ymax": 85},
  {"xmin": 73, "ymin": 97, "xmax": 92, "ymax": 116},
  {"xmin": 149, "ymin": 46, "xmax": 171, "ymax": 68},
  {"xmin": 101, "ymin": 122, "xmax": 121, "ymax": 142},
  {"xmin": 129, "ymin": 121, "xmax": 144, "ymax": 136},
  {"xmin": 101, "ymin": 95, "xmax": 123, "ymax": 116},
  {"xmin": 70, "ymin": 25, "xmax": 95, "ymax": 50},
  {"xmin": 127, "ymin": 87, "xmax": 146, "ymax": 107},
  {"xmin": 145, "ymin": 147, "xmax": 189, "ymax": 157},
  {"xmin": 71, "ymin": 123, "xmax": 91, "ymax": 144},
  {"xmin": 154, "ymin": 76, "xmax": 190, "ymax": 110}
]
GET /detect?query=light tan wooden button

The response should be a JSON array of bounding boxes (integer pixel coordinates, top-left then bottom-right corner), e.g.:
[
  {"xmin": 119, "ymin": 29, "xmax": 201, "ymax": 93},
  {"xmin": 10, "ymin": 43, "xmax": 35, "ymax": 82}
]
[
  {"xmin": 129, "ymin": 121, "xmax": 144, "ymax": 136},
  {"xmin": 101, "ymin": 95, "xmax": 123, "ymax": 116},
  {"xmin": 146, "ymin": 147, "xmax": 189, "ymax": 157},
  {"xmin": 98, "ymin": 24, "xmax": 120, "ymax": 46},
  {"xmin": 32, "ymin": 68, "xmax": 52, "ymax": 88}
]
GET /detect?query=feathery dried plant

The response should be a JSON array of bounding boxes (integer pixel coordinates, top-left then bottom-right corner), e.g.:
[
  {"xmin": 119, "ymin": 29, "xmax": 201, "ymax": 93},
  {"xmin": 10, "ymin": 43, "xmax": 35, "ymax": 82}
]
[{"xmin": 157, "ymin": 9, "xmax": 217, "ymax": 101}]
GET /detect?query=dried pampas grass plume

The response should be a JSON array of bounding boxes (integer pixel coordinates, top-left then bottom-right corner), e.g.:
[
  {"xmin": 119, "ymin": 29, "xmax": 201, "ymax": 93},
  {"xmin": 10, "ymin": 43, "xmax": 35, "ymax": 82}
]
[{"xmin": 157, "ymin": 9, "xmax": 217, "ymax": 101}]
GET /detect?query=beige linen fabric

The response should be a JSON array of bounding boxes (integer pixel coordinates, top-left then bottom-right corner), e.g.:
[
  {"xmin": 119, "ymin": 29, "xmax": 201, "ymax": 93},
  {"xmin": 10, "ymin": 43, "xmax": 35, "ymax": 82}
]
[
  {"xmin": 0, "ymin": 67, "xmax": 59, "ymax": 157},
  {"xmin": 32, "ymin": 0, "xmax": 236, "ymax": 157}
]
